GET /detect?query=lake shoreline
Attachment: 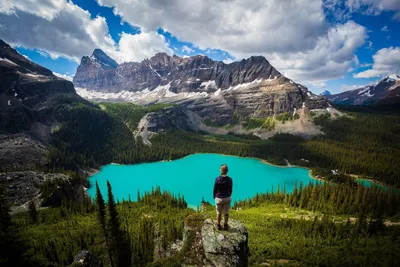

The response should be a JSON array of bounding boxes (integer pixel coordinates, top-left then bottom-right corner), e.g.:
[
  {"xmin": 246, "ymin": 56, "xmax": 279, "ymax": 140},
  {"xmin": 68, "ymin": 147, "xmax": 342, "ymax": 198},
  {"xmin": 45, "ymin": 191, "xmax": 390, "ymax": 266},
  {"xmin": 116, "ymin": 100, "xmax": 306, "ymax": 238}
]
[
  {"xmin": 93, "ymin": 153, "xmax": 394, "ymax": 189},
  {"xmin": 99, "ymin": 152, "xmax": 322, "ymax": 184},
  {"xmin": 350, "ymin": 175, "xmax": 394, "ymax": 190},
  {"xmin": 88, "ymin": 153, "xmax": 319, "ymax": 206},
  {"xmin": 184, "ymin": 152, "xmax": 322, "ymax": 183}
]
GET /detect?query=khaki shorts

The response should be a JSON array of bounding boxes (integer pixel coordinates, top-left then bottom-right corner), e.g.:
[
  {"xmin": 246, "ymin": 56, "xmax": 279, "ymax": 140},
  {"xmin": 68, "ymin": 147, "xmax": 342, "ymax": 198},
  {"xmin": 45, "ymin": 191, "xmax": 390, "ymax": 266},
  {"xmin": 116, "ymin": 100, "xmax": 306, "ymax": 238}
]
[{"xmin": 215, "ymin": 197, "xmax": 231, "ymax": 215}]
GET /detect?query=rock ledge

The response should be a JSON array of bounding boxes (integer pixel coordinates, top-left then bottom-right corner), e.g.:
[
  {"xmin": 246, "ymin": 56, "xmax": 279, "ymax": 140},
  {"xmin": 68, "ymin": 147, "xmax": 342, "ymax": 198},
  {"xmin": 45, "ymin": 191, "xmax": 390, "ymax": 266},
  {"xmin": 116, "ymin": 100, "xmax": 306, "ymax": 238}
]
[{"xmin": 201, "ymin": 219, "xmax": 249, "ymax": 267}]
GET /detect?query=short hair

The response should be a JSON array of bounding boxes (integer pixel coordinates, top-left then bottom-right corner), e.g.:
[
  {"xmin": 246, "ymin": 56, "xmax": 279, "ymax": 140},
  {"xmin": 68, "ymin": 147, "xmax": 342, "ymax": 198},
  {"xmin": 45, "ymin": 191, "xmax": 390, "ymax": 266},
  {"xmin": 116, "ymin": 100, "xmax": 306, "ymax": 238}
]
[{"xmin": 220, "ymin": 164, "xmax": 228, "ymax": 174}]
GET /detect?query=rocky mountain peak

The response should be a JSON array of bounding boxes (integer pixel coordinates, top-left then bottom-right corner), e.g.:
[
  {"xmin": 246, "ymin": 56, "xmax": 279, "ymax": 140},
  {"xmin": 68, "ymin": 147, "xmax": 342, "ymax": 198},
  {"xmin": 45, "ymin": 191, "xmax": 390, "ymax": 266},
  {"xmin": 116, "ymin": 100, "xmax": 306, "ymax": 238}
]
[
  {"xmin": 386, "ymin": 74, "xmax": 400, "ymax": 81},
  {"xmin": 326, "ymin": 74, "xmax": 400, "ymax": 105},
  {"xmin": 0, "ymin": 39, "xmax": 53, "ymax": 76},
  {"xmin": 320, "ymin": 90, "xmax": 331, "ymax": 96},
  {"xmin": 74, "ymin": 48, "xmax": 329, "ymax": 132},
  {"xmin": 90, "ymin": 48, "xmax": 118, "ymax": 68}
]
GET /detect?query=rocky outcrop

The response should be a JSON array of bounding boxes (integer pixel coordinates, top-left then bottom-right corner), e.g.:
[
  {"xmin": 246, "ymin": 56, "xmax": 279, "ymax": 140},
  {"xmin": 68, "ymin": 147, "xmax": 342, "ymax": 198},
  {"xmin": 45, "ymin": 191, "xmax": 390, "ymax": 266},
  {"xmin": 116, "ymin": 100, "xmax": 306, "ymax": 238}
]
[
  {"xmin": 0, "ymin": 171, "xmax": 69, "ymax": 206},
  {"xmin": 70, "ymin": 250, "xmax": 103, "ymax": 267},
  {"xmin": 0, "ymin": 134, "xmax": 48, "ymax": 172},
  {"xmin": 157, "ymin": 214, "xmax": 249, "ymax": 267},
  {"xmin": 201, "ymin": 219, "xmax": 249, "ymax": 267},
  {"xmin": 326, "ymin": 74, "xmax": 400, "ymax": 105},
  {"xmin": 136, "ymin": 106, "xmax": 196, "ymax": 144}
]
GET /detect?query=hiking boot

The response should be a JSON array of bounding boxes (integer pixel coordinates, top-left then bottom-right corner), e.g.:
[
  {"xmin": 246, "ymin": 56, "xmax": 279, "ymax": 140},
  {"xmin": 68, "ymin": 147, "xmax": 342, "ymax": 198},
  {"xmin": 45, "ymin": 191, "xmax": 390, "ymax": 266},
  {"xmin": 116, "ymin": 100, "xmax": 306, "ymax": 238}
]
[
  {"xmin": 216, "ymin": 223, "xmax": 222, "ymax": 230},
  {"xmin": 223, "ymin": 224, "xmax": 228, "ymax": 230}
]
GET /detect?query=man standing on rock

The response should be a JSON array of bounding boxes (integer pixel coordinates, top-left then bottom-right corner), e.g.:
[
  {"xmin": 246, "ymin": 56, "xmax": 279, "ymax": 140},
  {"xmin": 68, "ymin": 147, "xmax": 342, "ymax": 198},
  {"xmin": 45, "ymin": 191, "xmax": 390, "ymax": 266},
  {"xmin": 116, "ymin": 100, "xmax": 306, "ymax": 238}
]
[{"xmin": 213, "ymin": 164, "xmax": 233, "ymax": 230}]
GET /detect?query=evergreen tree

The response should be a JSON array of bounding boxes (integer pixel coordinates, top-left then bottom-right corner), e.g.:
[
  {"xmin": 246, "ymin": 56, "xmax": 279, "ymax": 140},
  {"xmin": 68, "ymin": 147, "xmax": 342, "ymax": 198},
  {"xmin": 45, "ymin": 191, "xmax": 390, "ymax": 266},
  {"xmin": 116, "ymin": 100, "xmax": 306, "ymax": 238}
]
[
  {"xmin": 0, "ymin": 189, "xmax": 11, "ymax": 233},
  {"xmin": 27, "ymin": 200, "xmax": 38, "ymax": 224},
  {"xmin": 95, "ymin": 182, "xmax": 114, "ymax": 267},
  {"xmin": 107, "ymin": 181, "xmax": 131, "ymax": 267}
]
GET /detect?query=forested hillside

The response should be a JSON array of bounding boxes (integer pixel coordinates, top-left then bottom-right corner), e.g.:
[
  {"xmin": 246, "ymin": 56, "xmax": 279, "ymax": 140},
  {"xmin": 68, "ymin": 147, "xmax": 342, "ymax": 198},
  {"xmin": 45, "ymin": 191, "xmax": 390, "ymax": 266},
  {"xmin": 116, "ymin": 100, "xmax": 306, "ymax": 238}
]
[
  {"xmin": 49, "ymin": 102, "xmax": 400, "ymax": 187},
  {"xmin": 2, "ymin": 181, "xmax": 399, "ymax": 266}
]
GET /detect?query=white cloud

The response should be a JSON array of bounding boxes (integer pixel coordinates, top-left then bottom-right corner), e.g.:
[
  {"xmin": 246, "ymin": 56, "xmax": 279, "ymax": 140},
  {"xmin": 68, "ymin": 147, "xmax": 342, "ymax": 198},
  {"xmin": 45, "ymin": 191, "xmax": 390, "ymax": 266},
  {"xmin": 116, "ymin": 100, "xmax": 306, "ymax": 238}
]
[
  {"xmin": 181, "ymin": 45, "xmax": 194, "ymax": 54},
  {"xmin": 0, "ymin": 0, "xmax": 172, "ymax": 63},
  {"xmin": 346, "ymin": 0, "xmax": 400, "ymax": 15},
  {"xmin": 115, "ymin": 32, "xmax": 173, "ymax": 62},
  {"xmin": 99, "ymin": 0, "xmax": 328, "ymax": 55},
  {"xmin": 223, "ymin": 58, "xmax": 234, "ymax": 64},
  {"xmin": 381, "ymin": 25, "xmax": 389, "ymax": 32},
  {"xmin": 269, "ymin": 21, "xmax": 367, "ymax": 82},
  {"xmin": 53, "ymin": 72, "xmax": 73, "ymax": 81},
  {"xmin": 308, "ymin": 81, "xmax": 327, "ymax": 88},
  {"xmin": 97, "ymin": 0, "xmax": 367, "ymax": 83},
  {"xmin": 353, "ymin": 47, "xmax": 400, "ymax": 78}
]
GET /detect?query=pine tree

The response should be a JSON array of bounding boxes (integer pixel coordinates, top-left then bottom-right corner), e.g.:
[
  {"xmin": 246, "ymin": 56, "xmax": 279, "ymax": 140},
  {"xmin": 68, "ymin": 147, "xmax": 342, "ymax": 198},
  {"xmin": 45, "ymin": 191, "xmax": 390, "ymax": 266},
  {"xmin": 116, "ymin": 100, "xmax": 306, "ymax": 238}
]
[
  {"xmin": 107, "ymin": 181, "xmax": 131, "ymax": 267},
  {"xmin": 96, "ymin": 182, "xmax": 114, "ymax": 267},
  {"xmin": 28, "ymin": 200, "xmax": 38, "ymax": 224},
  {"xmin": 0, "ymin": 189, "xmax": 11, "ymax": 234}
]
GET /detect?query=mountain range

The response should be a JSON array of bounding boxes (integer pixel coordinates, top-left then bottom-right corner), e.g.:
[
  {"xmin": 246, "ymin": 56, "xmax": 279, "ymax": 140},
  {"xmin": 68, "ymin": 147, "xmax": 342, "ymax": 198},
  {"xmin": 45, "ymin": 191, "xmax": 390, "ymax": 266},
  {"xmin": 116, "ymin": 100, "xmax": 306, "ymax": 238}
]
[
  {"xmin": 326, "ymin": 75, "xmax": 400, "ymax": 105},
  {"xmin": 73, "ymin": 49, "xmax": 330, "ymax": 138}
]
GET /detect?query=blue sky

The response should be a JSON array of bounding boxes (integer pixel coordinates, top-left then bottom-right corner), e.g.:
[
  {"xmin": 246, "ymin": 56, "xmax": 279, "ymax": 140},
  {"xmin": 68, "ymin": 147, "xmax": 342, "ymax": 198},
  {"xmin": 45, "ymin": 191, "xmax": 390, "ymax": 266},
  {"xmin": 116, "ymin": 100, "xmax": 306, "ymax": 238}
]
[{"xmin": 1, "ymin": 0, "xmax": 400, "ymax": 94}]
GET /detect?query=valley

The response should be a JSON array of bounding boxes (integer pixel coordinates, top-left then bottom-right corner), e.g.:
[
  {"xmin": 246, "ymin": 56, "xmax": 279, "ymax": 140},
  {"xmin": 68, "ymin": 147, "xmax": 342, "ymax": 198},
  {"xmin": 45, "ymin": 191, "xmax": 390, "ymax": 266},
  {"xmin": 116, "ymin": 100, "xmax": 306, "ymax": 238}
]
[{"xmin": 1, "ymin": 37, "xmax": 400, "ymax": 267}]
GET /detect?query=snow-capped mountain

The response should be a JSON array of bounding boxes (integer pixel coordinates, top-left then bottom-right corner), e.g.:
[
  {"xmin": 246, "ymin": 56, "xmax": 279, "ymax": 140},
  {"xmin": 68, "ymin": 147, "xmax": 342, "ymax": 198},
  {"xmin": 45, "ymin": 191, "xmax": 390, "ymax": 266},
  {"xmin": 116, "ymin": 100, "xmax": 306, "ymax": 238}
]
[
  {"xmin": 326, "ymin": 75, "xmax": 400, "ymax": 105},
  {"xmin": 73, "ymin": 49, "xmax": 329, "ymax": 126},
  {"xmin": 320, "ymin": 90, "xmax": 331, "ymax": 96}
]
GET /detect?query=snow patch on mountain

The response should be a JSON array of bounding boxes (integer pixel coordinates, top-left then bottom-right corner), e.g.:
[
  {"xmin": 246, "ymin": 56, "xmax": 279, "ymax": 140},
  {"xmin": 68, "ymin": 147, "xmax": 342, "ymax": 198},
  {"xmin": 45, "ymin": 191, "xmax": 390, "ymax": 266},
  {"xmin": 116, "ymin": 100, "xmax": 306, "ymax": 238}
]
[
  {"xmin": 0, "ymin": 57, "xmax": 19, "ymax": 66},
  {"xmin": 226, "ymin": 79, "xmax": 262, "ymax": 91},
  {"xmin": 388, "ymin": 74, "xmax": 400, "ymax": 81}
]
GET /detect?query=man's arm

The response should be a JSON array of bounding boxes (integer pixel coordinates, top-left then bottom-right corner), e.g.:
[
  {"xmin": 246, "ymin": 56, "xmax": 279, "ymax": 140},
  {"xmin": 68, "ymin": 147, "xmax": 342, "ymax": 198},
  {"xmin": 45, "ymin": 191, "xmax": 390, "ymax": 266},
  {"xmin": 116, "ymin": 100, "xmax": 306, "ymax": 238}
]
[
  {"xmin": 229, "ymin": 178, "xmax": 233, "ymax": 197},
  {"xmin": 213, "ymin": 178, "xmax": 217, "ymax": 199}
]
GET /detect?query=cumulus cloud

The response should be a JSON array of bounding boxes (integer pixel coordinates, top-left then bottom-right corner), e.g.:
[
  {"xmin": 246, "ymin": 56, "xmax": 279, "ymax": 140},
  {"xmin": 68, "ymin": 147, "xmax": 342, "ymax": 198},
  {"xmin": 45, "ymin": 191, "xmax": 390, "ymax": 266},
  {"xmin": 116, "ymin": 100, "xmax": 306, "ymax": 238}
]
[
  {"xmin": 346, "ymin": 0, "xmax": 400, "ymax": 16},
  {"xmin": 53, "ymin": 72, "xmax": 74, "ymax": 81},
  {"xmin": 353, "ymin": 47, "xmax": 400, "ymax": 78},
  {"xmin": 97, "ymin": 0, "xmax": 367, "ymax": 83},
  {"xmin": 223, "ymin": 58, "xmax": 235, "ymax": 64},
  {"xmin": 0, "ymin": 0, "xmax": 370, "ymax": 85},
  {"xmin": 99, "ymin": 0, "xmax": 328, "ymax": 55},
  {"xmin": 268, "ymin": 21, "xmax": 367, "ymax": 82},
  {"xmin": 0, "ymin": 0, "xmax": 172, "ymax": 63},
  {"xmin": 181, "ymin": 45, "xmax": 194, "ymax": 54},
  {"xmin": 115, "ymin": 32, "xmax": 173, "ymax": 62}
]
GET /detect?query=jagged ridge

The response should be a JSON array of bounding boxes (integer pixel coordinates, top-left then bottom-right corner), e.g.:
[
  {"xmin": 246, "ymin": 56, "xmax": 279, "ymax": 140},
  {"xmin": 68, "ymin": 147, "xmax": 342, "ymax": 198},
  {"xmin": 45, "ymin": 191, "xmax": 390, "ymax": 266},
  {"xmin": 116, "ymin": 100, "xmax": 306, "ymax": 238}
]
[
  {"xmin": 74, "ymin": 49, "xmax": 329, "ymax": 130},
  {"xmin": 327, "ymin": 75, "xmax": 400, "ymax": 105},
  {"xmin": 74, "ymin": 50, "xmax": 283, "ymax": 93}
]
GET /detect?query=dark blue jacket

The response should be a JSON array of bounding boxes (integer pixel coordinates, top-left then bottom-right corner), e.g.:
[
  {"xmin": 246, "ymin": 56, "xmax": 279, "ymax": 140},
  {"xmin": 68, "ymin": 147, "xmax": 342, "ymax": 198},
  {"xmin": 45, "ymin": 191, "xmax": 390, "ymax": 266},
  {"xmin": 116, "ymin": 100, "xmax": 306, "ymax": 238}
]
[{"xmin": 213, "ymin": 175, "xmax": 233, "ymax": 199}]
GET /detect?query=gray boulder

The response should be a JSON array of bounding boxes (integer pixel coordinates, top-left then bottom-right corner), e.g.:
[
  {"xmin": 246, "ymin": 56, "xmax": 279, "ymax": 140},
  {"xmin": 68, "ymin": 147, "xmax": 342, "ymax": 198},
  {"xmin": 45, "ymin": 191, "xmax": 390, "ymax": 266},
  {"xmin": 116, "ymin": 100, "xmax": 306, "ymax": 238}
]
[
  {"xmin": 201, "ymin": 219, "xmax": 249, "ymax": 267},
  {"xmin": 71, "ymin": 250, "xmax": 103, "ymax": 267}
]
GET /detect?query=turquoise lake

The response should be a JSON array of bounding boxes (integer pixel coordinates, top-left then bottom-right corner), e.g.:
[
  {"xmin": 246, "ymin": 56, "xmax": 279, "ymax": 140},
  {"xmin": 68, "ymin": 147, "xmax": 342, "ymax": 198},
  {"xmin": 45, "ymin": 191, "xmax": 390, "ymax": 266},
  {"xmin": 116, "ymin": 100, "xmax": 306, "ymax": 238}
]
[{"xmin": 88, "ymin": 153, "xmax": 316, "ymax": 208}]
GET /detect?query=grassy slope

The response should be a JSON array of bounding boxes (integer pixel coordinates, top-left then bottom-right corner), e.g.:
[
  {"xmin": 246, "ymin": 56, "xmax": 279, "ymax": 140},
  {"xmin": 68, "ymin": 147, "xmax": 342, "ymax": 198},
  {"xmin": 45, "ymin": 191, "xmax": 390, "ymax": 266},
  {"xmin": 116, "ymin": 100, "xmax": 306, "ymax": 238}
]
[
  {"xmin": 202, "ymin": 203, "xmax": 400, "ymax": 267},
  {"xmin": 14, "ymin": 201, "xmax": 400, "ymax": 267}
]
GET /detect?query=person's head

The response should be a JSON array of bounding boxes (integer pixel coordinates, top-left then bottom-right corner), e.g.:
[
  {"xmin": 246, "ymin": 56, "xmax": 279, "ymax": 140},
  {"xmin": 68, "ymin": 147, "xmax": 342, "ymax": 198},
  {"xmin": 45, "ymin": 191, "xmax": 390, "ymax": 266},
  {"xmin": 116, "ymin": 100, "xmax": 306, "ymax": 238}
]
[{"xmin": 220, "ymin": 164, "xmax": 228, "ymax": 175}]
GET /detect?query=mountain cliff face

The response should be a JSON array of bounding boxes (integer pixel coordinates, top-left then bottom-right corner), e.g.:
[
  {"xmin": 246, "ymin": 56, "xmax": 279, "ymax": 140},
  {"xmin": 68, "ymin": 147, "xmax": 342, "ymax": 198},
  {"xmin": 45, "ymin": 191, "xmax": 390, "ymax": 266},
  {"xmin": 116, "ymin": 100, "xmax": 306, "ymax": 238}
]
[
  {"xmin": 74, "ymin": 49, "xmax": 329, "ymax": 127},
  {"xmin": 0, "ymin": 39, "xmax": 89, "ymax": 209},
  {"xmin": 327, "ymin": 75, "xmax": 400, "ymax": 105},
  {"xmin": 0, "ymin": 39, "xmax": 76, "ymax": 137},
  {"xmin": 74, "ymin": 51, "xmax": 283, "ymax": 93}
]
